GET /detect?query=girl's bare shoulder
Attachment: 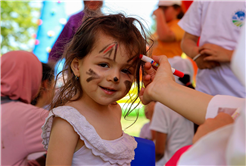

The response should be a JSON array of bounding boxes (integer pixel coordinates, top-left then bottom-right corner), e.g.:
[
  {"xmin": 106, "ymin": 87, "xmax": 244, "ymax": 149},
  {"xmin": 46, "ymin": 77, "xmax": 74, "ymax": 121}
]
[{"xmin": 110, "ymin": 102, "xmax": 122, "ymax": 120}]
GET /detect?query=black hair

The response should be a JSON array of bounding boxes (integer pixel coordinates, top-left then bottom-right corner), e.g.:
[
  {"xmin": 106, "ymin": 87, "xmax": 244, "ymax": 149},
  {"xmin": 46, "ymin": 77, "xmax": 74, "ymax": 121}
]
[
  {"xmin": 159, "ymin": 4, "xmax": 184, "ymax": 19},
  {"xmin": 31, "ymin": 63, "xmax": 54, "ymax": 106},
  {"xmin": 173, "ymin": 4, "xmax": 184, "ymax": 19}
]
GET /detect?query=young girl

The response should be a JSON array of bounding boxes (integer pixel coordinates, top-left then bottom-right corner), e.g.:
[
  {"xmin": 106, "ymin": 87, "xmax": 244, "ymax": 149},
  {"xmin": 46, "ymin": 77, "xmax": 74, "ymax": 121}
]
[
  {"xmin": 42, "ymin": 14, "xmax": 151, "ymax": 165},
  {"xmin": 151, "ymin": 0, "xmax": 185, "ymax": 58}
]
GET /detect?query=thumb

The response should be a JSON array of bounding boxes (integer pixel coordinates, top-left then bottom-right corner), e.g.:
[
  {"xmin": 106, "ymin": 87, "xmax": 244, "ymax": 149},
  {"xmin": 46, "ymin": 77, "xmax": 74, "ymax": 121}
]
[
  {"xmin": 154, "ymin": 55, "xmax": 172, "ymax": 71},
  {"xmin": 152, "ymin": 55, "xmax": 162, "ymax": 64},
  {"xmin": 152, "ymin": 55, "xmax": 169, "ymax": 66}
]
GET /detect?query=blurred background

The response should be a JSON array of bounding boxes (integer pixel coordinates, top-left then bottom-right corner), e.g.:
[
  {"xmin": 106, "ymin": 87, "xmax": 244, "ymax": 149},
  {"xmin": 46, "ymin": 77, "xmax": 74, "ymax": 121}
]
[{"xmin": 1, "ymin": 0, "xmax": 159, "ymax": 56}]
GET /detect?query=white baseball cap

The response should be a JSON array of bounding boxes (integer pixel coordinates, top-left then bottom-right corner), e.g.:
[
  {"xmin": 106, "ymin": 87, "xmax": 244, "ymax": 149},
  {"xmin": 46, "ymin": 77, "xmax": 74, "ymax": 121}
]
[{"xmin": 158, "ymin": 0, "xmax": 181, "ymax": 6}]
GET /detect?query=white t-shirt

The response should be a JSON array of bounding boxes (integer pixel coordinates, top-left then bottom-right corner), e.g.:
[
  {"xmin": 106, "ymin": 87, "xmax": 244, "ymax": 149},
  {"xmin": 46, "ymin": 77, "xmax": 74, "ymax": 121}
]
[
  {"xmin": 150, "ymin": 102, "xmax": 194, "ymax": 166},
  {"xmin": 178, "ymin": 95, "xmax": 246, "ymax": 165},
  {"xmin": 178, "ymin": 1, "xmax": 246, "ymax": 98}
]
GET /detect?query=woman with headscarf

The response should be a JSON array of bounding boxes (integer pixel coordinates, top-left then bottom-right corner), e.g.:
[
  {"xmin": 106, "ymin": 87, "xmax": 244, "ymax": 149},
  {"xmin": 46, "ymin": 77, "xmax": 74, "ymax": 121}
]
[{"xmin": 1, "ymin": 51, "xmax": 48, "ymax": 165}]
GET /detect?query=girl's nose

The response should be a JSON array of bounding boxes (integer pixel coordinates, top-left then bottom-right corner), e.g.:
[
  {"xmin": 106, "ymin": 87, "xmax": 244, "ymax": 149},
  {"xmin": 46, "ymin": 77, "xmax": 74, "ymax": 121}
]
[
  {"xmin": 107, "ymin": 70, "xmax": 120, "ymax": 83},
  {"xmin": 113, "ymin": 77, "xmax": 119, "ymax": 82}
]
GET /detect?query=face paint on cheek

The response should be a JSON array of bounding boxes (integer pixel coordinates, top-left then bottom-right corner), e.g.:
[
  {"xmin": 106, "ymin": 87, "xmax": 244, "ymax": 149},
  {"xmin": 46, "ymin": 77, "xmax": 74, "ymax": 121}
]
[
  {"xmin": 124, "ymin": 80, "xmax": 132, "ymax": 94},
  {"xmin": 86, "ymin": 68, "xmax": 100, "ymax": 82}
]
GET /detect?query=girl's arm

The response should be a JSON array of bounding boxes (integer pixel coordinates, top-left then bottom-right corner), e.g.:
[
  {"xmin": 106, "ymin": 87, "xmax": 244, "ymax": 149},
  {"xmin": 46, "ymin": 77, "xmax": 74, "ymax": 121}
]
[
  {"xmin": 139, "ymin": 56, "xmax": 213, "ymax": 125},
  {"xmin": 153, "ymin": 8, "xmax": 176, "ymax": 42},
  {"xmin": 155, "ymin": 132, "xmax": 167, "ymax": 162},
  {"xmin": 46, "ymin": 117, "xmax": 79, "ymax": 165}
]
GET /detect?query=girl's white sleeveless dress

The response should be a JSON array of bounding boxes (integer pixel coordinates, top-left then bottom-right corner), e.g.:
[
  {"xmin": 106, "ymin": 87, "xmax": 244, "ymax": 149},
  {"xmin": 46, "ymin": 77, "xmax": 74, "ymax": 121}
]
[{"xmin": 41, "ymin": 106, "xmax": 137, "ymax": 166}]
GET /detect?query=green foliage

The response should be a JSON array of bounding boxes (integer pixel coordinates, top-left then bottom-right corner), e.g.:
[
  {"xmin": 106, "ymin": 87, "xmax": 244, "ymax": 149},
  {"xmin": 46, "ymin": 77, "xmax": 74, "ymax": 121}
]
[
  {"xmin": 150, "ymin": 18, "xmax": 156, "ymax": 33},
  {"xmin": 1, "ymin": 1, "xmax": 40, "ymax": 54}
]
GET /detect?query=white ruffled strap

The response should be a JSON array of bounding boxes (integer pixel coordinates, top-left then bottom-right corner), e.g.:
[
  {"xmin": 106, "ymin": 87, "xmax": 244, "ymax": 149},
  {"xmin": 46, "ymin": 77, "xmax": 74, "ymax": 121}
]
[{"xmin": 41, "ymin": 106, "xmax": 137, "ymax": 165}]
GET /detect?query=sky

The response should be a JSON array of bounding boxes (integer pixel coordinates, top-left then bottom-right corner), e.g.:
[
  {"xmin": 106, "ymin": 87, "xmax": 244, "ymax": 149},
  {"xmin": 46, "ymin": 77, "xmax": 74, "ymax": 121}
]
[{"xmin": 64, "ymin": 0, "xmax": 159, "ymax": 32}]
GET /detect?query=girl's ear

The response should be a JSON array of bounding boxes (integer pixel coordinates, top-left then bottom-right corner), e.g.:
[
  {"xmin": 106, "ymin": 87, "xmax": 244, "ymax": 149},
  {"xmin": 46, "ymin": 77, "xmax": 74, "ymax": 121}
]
[
  {"xmin": 42, "ymin": 80, "xmax": 49, "ymax": 90},
  {"xmin": 71, "ymin": 58, "xmax": 80, "ymax": 77}
]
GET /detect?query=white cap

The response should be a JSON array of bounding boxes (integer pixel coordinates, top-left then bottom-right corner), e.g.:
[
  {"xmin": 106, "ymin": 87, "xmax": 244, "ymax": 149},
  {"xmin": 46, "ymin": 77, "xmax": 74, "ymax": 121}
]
[
  {"xmin": 231, "ymin": 26, "xmax": 246, "ymax": 87},
  {"xmin": 158, "ymin": 0, "xmax": 181, "ymax": 6}
]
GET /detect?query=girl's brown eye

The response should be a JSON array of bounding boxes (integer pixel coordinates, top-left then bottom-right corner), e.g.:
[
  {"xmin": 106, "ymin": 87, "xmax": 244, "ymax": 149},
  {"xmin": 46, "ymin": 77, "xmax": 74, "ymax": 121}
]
[
  {"xmin": 121, "ymin": 69, "xmax": 132, "ymax": 75},
  {"xmin": 98, "ymin": 63, "xmax": 109, "ymax": 68}
]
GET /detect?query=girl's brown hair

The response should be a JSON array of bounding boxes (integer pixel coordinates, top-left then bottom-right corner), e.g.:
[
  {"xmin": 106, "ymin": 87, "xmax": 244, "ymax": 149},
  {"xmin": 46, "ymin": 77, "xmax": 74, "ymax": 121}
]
[{"xmin": 50, "ymin": 13, "xmax": 153, "ymax": 119}]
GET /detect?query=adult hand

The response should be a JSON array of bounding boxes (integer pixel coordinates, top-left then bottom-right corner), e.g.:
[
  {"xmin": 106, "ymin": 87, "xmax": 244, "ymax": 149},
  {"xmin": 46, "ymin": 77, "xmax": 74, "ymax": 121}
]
[
  {"xmin": 192, "ymin": 112, "xmax": 234, "ymax": 144},
  {"xmin": 194, "ymin": 53, "xmax": 220, "ymax": 69},
  {"xmin": 199, "ymin": 43, "xmax": 233, "ymax": 63},
  {"xmin": 139, "ymin": 55, "xmax": 175, "ymax": 105},
  {"xmin": 153, "ymin": 8, "xmax": 164, "ymax": 17}
]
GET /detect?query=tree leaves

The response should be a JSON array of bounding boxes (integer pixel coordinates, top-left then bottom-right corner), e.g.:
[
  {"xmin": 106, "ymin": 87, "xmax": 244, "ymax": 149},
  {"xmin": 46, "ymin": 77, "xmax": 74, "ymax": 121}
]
[{"xmin": 1, "ymin": 1, "xmax": 40, "ymax": 54}]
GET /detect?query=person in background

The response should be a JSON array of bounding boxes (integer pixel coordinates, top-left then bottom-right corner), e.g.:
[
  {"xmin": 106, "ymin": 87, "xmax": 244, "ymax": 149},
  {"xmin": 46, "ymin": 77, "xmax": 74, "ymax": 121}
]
[
  {"xmin": 139, "ymin": 101, "xmax": 156, "ymax": 141},
  {"xmin": 42, "ymin": 13, "xmax": 151, "ymax": 165},
  {"xmin": 151, "ymin": 0, "xmax": 184, "ymax": 58},
  {"xmin": 178, "ymin": 1, "xmax": 246, "ymax": 98},
  {"xmin": 150, "ymin": 56, "xmax": 195, "ymax": 166},
  {"xmin": 1, "ymin": 51, "xmax": 48, "ymax": 166},
  {"xmin": 48, "ymin": 0, "xmax": 103, "ymax": 67},
  {"xmin": 31, "ymin": 63, "xmax": 55, "ymax": 109},
  {"xmin": 175, "ymin": 23, "xmax": 246, "ymax": 166}
]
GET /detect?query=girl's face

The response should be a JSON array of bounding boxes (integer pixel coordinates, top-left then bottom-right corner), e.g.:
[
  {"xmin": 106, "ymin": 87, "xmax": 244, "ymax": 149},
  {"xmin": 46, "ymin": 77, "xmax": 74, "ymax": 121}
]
[
  {"xmin": 160, "ymin": 6, "xmax": 179, "ymax": 22},
  {"xmin": 72, "ymin": 32, "xmax": 136, "ymax": 106}
]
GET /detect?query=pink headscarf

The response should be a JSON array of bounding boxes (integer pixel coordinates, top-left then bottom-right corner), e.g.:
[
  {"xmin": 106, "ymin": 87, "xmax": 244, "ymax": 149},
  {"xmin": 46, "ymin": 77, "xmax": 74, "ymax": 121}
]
[{"xmin": 1, "ymin": 51, "xmax": 42, "ymax": 104}]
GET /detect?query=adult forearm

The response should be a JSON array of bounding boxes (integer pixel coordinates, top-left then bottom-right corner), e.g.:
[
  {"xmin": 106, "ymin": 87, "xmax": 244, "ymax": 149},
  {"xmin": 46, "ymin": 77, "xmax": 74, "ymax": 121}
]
[
  {"xmin": 141, "ymin": 56, "xmax": 212, "ymax": 125},
  {"xmin": 152, "ymin": 82, "xmax": 213, "ymax": 125},
  {"xmin": 155, "ymin": 15, "xmax": 175, "ymax": 42},
  {"xmin": 181, "ymin": 33, "xmax": 199, "ymax": 59}
]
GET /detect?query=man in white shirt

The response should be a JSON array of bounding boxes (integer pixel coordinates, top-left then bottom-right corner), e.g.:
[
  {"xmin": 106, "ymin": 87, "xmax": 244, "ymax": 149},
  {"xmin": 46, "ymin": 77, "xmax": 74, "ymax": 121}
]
[{"xmin": 178, "ymin": 1, "xmax": 246, "ymax": 98}]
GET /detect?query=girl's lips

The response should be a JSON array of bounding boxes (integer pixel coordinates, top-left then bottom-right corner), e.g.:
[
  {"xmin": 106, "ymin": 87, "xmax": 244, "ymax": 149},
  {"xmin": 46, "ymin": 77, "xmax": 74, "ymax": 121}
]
[{"xmin": 100, "ymin": 86, "xmax": 116, "ymax": 95}]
